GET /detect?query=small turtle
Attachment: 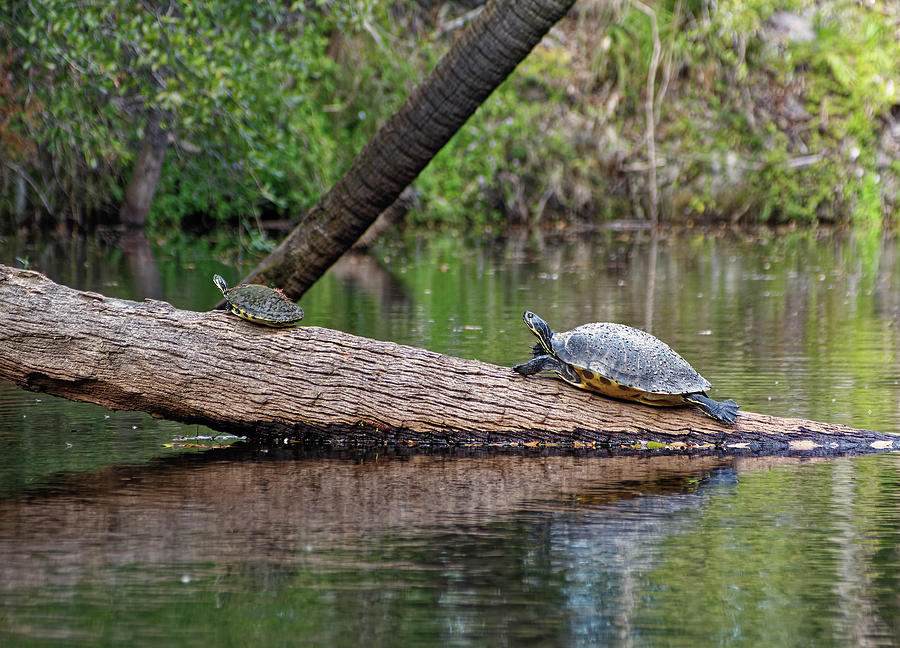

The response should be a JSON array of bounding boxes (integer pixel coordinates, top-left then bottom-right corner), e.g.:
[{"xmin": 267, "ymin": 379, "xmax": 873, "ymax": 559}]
[
  {"xmin": 213, "ymin": 274, "xmax": 304, "ymax": 328},
  {"xmin": 513, "ymin": 311, "xmax": 738, "ymax": 424}
]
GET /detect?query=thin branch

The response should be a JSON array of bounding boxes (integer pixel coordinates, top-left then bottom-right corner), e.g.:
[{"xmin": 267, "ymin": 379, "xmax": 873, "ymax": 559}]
[
  {"xmin": 2, "ymin": 161, "xmax": 53, "ymax": 213},
  {"xmin": 653, "ymin": 0, "xmax": 681, "ymax": 123},
  {"xmin": 632, "ymin": 0, "xmax": 661, "ymax": 225}
]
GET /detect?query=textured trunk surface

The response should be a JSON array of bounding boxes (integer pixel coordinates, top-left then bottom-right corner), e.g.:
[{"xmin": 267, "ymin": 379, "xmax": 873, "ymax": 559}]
[
  {"xmin": 0, "ymin": 265, "xmax": 894, "ymax": 455},
  {"xmin": 244, "ymin": 0, "xmax": 579, "ymax": 297},
  {"xmin": 119, "ymin": 111, "xmax": 168, "ymax": 229}
]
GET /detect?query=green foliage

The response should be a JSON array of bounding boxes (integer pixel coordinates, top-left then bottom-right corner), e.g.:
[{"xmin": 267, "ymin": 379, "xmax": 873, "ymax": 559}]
[
  {"xmin": 852, "ymin": 171, "xmax": 884, "ymax": 229},
  {"xmin": 660, "ymin": 0, "xmax": 900, "ymax": 222},
  {"xmin": 2, "ymin": 0, "xmax": 409, "ymax": 226},
  {"xmin": 414, "ymin": 81, "xmax": 567, "ymax": 224},
  {"xmin": 414, "ymin": 0, "xmax": 900, "ymax": 226},
  {"xmin": 3, "ymin": 0, "xmax": 898, "ymax": 229},
  {"xmin": 415, "ymin": 42, "xmax": 600, "ymax": 225}
]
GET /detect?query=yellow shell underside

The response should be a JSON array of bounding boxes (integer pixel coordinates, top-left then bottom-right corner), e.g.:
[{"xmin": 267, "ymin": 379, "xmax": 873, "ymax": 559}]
[{"xmin": 567, "ymin": 366, "xmax": 687, "ymax": 407}]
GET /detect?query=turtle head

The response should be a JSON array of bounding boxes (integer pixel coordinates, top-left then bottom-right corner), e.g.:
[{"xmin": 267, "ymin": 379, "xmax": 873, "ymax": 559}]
[
  {"xmin": 522, "ymin": 311, "xmax": 554, "ymax": 354},
  {"xmin": 213, "ymin": 274, "xmax": 229, "ymax": 295}
]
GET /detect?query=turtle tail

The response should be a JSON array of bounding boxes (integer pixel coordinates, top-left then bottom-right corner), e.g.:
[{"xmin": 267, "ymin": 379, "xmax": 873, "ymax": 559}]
[{"xmin": 684, "ymin": 394, "xmax": 739, "ymax": 425}]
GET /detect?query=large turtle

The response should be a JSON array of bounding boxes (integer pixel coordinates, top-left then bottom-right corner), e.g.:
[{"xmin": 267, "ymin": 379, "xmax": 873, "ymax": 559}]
[
  {"xmin": 512, "ymin": 311, "xmax": 738, "ymax": 424},
  {"xmin": 213, "ymin": 274, "xmax": 304, "ymax": 327}
]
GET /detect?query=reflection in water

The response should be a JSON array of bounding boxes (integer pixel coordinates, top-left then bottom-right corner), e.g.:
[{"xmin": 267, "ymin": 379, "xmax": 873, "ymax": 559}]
[
  {"xmin": 119, "ymin": 230, "xmax": 163, "ymax": 300},
  {"xmin": 0, "ymin": 448, "xmax": 732, "ymax": 582},
  {"xmin": 1, "ymin": 448, "xmax": 899, "ymax": 646},
  {"xmin": 3, "ymin": 229, "xmax": 900, "ymax": 645},
  {"xmin": 644, "ymin": 225, "xmax": 658, "ymax": 333},
  {"xmin": 830, "ymin": 460, "xmax": 892, "ymax": 644},
  {"xmin": 0, "ymin": 448, "xmax": 727, "ymax": 646},
  {"xmin": 329, "ymin": 250, "xmax": 412, "ymax": 310}
]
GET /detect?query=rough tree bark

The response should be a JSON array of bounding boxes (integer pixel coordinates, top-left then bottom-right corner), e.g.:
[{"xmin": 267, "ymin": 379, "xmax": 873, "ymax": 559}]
[
  {"xmin": 0, "ymin": 265, "xmax": 894, "ymax": 455},
  {"xmin": 119, "ymin": 110, "xmax": 168, "ymax": 229},
  {"xmin": 243, "ymin": 0, "xmax": 579, "ymax": 298}
]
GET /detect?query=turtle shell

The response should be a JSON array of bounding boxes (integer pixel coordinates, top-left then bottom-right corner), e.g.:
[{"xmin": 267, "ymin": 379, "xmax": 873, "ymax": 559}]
[
  {"xmin": 550, "ymin": 322, "xmax": 710, "ymax": 397},
  {"xmin": 215, "ymin": 275, "xmax": 303, "ymax": 327}
]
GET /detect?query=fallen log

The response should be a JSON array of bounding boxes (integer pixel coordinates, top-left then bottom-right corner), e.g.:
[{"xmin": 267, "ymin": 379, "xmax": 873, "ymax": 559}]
[{"xmin": 0, "ymin": 265, "xmax": 894, "ymax": 454}]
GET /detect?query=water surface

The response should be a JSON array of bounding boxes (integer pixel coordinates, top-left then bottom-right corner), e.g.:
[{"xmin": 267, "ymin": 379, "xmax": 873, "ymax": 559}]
[{"xmin": 1, "ymin": 227, "xmax": 899, "ymax": 646}]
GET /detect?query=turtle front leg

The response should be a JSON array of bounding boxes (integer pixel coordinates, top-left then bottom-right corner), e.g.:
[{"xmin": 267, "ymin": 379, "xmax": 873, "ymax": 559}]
[{"xmin": 513, "ymin": 355, "xmax": 566, "ymax": 376}]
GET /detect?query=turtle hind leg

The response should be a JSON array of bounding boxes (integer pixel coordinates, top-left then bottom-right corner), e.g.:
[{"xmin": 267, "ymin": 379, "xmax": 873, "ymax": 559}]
[{"xmin": 685, "ymin": 394, "xmax": 739, "ymax": 424}]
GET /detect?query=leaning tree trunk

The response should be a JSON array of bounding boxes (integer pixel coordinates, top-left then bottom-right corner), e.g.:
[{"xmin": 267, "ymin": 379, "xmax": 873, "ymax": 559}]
[
  {"xmin": 243, "ymin": 0, "xmax": 578, "ymax": 298},
  {"xmin": 0, "ymin": 265, "xmax": 894, "ymax": 455},
  {"xmin": 119, "ymin": 110, "xmax": 169, "ymax": 229}
]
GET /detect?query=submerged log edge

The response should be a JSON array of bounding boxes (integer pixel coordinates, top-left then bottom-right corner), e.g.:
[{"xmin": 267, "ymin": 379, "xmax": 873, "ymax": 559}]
[
  {"xmin": 0, "ymin": 265, "xmax": 894, "ymax": 457},
  {"xmin": 190, "ymin": 420, "xmax": 895, "ymax": 458}
]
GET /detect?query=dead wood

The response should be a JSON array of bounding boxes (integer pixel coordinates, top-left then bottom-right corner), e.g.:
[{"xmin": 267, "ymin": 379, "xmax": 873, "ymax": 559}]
[{"xmin": 0, "ymin": 265, "xmax": 894, "ymax": 455}]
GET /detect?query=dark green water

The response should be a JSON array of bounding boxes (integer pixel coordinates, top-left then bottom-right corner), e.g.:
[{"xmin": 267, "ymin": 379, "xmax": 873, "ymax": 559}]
[{"xmin": 2, "ymin": 227, "xmax": 900, "ymax": 646}]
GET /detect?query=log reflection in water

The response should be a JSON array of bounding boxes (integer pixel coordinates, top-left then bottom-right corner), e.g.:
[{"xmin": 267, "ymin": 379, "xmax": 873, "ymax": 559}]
[{"xmin": 0, "ymin": 448, "xmax": 738, "ymax": 588}]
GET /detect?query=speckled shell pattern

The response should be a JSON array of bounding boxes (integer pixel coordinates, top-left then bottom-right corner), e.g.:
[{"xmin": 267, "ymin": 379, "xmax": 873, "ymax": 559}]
[
  {"xmin": 225, "ymin": 284, "xmax": 303, "ymax": 325},
  {"xmin": 551, "ymin": 322, "xmax": 710, "ymax": 395}
]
